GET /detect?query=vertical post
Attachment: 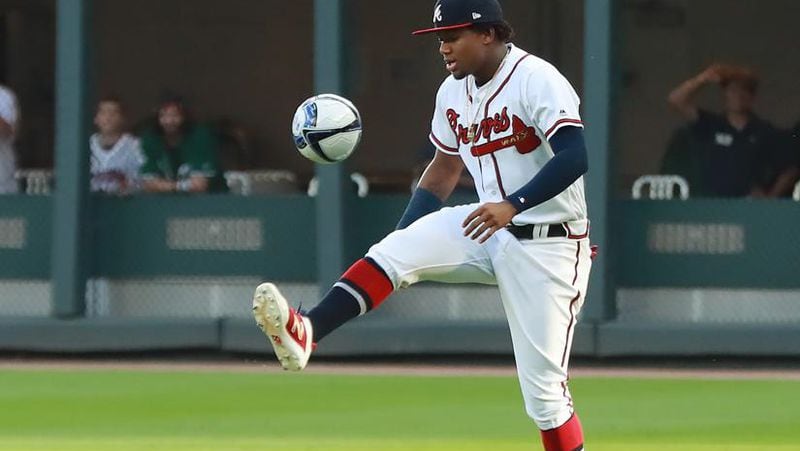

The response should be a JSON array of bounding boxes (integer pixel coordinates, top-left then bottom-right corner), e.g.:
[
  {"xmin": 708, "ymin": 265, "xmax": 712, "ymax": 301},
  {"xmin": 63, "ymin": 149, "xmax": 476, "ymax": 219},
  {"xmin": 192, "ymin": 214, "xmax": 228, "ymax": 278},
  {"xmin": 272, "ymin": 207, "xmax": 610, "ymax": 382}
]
[
  {"xmin": 51, "ymin": 0, "xmax": 91, "ymax": 318},
  {"xmin": 583, "ymin": 0, "xmax": 617, "ymax": 322},
  {"xmin": 314, "ymin": 0, "xmax": 348, "ymax": 292}
]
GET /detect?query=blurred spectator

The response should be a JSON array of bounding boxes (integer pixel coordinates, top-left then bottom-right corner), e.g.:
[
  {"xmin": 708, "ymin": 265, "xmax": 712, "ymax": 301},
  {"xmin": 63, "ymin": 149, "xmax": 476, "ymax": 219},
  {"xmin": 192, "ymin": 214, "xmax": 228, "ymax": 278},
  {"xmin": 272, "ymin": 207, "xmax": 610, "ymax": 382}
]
[
  {"xmin": 0, "ymin": 84, "xmax": 19, "ymax": 194},
  {"xmin": 784, "ymin": 123, "xmax": 800, "ymax": 196},
  {"xmin": 659, "ymin": 125, "xmax": 703, "ymax": 192},
  {"xmin": 213, "ymin": 118, "xmax": 253, "ymax": 172},
  {"xmin": 755, "ymin": 125, "xmax": 800, "ymax": 198},
  {"xmin": 90, "ymin": 97, "xmax": 144, "ymax": 194},
  {"xmin": 666, "ymin": 64, "xmax": 791, "ymax": 197},
  {"xmin": 139, "ymin": 95, "xmax": 226, "ymax": 193}
]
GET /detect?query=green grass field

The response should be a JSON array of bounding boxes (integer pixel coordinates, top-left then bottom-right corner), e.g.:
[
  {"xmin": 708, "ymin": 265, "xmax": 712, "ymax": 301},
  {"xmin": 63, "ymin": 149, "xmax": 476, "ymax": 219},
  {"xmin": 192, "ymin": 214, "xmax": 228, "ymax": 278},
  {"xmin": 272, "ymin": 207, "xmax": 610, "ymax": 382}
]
[{"xmin": 0, "ymin": 368, "xmax": 797, "ymax": 450}]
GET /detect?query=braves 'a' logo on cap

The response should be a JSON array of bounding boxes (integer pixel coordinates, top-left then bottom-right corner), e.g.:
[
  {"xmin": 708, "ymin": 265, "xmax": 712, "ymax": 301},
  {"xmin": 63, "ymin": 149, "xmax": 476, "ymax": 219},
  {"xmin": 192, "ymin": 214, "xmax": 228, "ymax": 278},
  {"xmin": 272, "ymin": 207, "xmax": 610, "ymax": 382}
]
[{"xmin": 433, "ymin": 4, "xmax": 442, "ymax": 23}]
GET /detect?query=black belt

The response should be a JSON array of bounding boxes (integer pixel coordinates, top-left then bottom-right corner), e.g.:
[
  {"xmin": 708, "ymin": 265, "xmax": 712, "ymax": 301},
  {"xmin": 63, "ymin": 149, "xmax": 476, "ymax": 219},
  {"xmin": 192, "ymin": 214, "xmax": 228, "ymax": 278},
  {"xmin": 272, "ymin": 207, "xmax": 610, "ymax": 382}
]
[{"xmin": 506, "ymin": 223, "xmax": 567, "ymax": 240}]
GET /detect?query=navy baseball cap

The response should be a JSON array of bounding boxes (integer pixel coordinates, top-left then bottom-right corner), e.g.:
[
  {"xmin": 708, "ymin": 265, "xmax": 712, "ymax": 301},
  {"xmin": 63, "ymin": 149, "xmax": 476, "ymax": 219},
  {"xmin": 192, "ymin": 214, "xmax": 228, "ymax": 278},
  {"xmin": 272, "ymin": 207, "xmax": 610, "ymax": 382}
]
[{"xmin": 412, "ymin": 0, "xmax": 504, "ymax": 35}]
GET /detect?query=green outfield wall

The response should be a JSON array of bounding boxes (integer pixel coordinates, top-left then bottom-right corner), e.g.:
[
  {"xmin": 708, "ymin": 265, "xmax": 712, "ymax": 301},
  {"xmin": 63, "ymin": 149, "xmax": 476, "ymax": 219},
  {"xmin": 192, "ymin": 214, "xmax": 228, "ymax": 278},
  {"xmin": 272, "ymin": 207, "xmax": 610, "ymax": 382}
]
[
  {"xmin": 1, "ymin": 195, "xmax": 799, "ymax": 357},
  {"xmin": 3, "ymin": 196, "xmax": 798, "ymax": 287}
]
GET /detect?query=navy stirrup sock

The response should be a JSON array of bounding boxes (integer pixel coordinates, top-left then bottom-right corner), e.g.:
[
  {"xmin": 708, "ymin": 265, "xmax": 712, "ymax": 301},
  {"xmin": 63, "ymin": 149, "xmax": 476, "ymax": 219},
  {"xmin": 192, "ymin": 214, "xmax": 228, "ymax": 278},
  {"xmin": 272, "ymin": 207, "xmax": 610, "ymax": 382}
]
[{"xmin": 307, "ymin": 257, "xmax": 394, "ymax": 341}]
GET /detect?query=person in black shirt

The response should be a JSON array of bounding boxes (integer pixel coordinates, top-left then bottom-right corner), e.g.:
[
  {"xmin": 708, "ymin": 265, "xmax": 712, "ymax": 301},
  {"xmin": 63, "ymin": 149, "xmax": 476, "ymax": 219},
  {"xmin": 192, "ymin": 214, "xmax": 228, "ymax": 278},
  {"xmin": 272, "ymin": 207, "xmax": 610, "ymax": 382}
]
[
  {"xmin": 785, "ymin": 123, "xmax": 800, "ymax": 197},
  {"xmin": 666, "ymin": 64, "xmax": 794, "ymax": 197}
]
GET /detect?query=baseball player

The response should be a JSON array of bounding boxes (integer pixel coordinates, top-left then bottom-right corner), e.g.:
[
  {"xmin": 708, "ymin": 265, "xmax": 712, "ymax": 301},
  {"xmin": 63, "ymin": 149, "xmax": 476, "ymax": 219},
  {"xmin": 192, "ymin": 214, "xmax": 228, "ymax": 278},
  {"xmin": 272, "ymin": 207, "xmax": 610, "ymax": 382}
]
[
  {"xmin": 253, "ymin": 1, "xmax": 591, "ymax": 449},
  {"xmin": 90, "ymin": 97, "xmax": 144, "ymax": 194}
]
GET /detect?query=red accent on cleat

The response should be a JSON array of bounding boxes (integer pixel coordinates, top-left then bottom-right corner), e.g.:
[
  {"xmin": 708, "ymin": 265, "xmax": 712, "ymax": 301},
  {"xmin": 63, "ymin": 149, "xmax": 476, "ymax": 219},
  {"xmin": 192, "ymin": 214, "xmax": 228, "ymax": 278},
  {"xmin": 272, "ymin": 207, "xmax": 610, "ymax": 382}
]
[{"xmin": 285, "ymin": 309, "xmax": 310, "ymax": 347}]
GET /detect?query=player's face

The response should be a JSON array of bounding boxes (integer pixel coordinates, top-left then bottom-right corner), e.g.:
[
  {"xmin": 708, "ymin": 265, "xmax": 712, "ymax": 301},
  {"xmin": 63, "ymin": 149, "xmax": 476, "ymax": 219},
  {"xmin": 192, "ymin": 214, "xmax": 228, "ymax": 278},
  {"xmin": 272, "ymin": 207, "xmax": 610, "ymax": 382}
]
[
  {"xmin": 437, "ymin": 28, "xmax": 489, "ymax": 80},
  {"xmin": 723, "ymin": 82, "xmax": 755, "ymax": 114},
  {"xmin": 158, "ymin": 104, "xmax": 185, "ymax": 135},
  {"xmin": 94, "ymin": 101, "xmax": 124, "ymax": 134}
]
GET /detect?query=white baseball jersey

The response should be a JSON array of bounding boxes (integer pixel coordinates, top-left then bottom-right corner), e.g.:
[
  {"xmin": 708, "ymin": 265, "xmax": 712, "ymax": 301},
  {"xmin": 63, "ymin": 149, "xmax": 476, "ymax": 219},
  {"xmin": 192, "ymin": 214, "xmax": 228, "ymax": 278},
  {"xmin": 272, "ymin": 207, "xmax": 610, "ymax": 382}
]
[
  {"xmin": 428, "ymin": 44, "xmax": 587, "ymax": 226},
  {"xmin": 0, "ymin": 85, "xmax": 19, "ymax": 194},
  {"xmin": 89, "ymin": 133, "xmax": 144, "ymax": 193}
]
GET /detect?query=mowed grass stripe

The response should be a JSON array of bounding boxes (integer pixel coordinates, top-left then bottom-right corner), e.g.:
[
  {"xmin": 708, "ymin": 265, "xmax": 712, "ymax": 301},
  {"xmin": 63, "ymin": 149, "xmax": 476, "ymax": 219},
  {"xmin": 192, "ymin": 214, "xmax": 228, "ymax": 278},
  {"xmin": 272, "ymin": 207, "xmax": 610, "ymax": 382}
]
[{"xmin": 0, "ymin": 370, "xmax": 797, "ymax": 450}]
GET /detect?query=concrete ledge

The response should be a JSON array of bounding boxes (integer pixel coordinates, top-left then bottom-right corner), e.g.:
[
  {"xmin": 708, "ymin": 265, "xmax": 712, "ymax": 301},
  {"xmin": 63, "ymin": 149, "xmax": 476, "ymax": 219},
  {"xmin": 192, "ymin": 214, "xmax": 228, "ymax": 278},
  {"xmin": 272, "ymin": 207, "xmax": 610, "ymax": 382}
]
[
  {"xmin": 0, "ymin": 318, "xmax": 220, "ymax": 352},
  {"xmin": 597, "ymin": 322, "xmax": 800, "ymax": 357},
  {"xmin": 221, "ymin": 318, "xmax": 596, "ymax": 357}
]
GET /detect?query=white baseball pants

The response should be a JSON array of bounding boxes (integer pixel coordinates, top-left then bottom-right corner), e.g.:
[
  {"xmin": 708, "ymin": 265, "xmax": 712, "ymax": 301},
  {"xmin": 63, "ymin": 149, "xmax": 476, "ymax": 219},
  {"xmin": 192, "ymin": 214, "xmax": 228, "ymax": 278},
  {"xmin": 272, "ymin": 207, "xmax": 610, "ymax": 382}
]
[{"xmin": 367, "ymin": 203, "xmax": 592, "ymax": 430}]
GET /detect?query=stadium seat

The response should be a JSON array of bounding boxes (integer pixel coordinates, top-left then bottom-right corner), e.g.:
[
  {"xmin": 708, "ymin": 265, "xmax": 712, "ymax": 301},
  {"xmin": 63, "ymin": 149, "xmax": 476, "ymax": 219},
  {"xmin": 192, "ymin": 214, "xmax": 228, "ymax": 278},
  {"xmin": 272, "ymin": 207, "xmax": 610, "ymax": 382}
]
[
  {"xmin": 307, "ymin": 172, "xmax": 369, "ymax": 198},
  {"xmin": 224, "ymin": 170, "xmax": 300, "ymax": 195},
  {"xmin": 14, "ymin": 169, "xmax": 54, "ymax": 195},
  {"xmin": 631, "ymin": 175, "xmax": 690, "ymax": 200}
]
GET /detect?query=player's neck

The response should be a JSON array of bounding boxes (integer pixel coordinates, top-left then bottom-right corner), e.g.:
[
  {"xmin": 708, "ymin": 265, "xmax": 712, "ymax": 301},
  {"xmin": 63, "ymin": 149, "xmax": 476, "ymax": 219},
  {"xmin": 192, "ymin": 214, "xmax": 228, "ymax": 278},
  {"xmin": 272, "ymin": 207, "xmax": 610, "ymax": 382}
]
[{"xmin": 474, "ymin": 44, "xmax": 509, "ymax": 87}]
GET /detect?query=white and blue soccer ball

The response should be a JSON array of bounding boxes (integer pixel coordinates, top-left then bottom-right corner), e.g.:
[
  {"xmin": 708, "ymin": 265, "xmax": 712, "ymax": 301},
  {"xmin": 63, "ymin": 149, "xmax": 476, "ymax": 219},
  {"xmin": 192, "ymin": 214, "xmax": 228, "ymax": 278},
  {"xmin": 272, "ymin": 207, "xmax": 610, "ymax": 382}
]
[{"xmin": 291, "ymin": 94, "xmax": 362, "ymax": 164}]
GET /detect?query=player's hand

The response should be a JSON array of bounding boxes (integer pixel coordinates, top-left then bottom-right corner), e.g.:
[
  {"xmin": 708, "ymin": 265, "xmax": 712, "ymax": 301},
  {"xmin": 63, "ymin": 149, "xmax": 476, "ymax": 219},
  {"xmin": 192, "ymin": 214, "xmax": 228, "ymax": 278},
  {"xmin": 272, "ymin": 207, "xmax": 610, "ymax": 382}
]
[{"xmin": 462, "ymin": 201, "xmax": 518, "ymax": 244}]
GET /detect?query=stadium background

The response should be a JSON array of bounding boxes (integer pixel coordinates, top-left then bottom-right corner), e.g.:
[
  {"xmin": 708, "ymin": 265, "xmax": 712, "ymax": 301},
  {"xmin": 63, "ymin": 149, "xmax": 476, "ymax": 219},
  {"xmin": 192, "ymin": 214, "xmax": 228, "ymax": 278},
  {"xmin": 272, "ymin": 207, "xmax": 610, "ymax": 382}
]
[
  {"xmin": 1, "ymin": 0, "xmax": 797, "ymax": 356},
  {"xmin": 0, "ymin": 1, "xmax": 798, "ymax": 450}
]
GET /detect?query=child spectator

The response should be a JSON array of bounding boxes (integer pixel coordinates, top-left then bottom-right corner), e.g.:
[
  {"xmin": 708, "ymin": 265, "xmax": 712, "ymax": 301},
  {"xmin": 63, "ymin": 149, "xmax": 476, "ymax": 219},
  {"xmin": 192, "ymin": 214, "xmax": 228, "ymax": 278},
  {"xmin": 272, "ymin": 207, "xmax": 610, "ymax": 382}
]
[{"xmin": 90, "ymin": 97, "xmax": 144, "ymax": 194}]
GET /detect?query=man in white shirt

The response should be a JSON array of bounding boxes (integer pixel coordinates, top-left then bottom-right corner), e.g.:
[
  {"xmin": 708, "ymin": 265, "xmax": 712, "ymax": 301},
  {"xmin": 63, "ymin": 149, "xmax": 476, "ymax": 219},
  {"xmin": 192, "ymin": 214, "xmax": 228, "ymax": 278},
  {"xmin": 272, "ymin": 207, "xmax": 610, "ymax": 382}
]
[{"xmin": 0, "ymin": 84, "xmax": 20, "ymax": 194}]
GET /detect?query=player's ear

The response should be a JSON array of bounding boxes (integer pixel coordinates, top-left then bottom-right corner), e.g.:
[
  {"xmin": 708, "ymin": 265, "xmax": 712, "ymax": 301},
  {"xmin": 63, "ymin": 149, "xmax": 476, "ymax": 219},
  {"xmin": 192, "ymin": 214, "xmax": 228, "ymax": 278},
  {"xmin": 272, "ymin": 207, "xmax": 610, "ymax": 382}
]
[{"xmin": 481, "ymin": 26, "xmax": 497, "ymax": 45}]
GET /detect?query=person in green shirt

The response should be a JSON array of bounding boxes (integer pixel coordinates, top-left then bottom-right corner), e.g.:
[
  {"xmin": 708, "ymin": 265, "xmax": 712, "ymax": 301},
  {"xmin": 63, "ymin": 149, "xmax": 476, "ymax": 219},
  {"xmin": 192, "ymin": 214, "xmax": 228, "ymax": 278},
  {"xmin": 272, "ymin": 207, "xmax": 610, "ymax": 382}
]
[{"xmin": 140, "ymin": 96, "xmax": 226, "ymax": 193}]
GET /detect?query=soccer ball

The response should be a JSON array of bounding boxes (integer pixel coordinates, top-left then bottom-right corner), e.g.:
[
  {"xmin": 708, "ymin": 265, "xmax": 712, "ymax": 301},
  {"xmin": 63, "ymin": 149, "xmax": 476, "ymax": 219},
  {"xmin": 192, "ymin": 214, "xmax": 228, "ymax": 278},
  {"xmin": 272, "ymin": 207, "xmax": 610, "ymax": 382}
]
[{"xmin": 291, "ymin": 94, "xmax": 362, "ymax": 164}]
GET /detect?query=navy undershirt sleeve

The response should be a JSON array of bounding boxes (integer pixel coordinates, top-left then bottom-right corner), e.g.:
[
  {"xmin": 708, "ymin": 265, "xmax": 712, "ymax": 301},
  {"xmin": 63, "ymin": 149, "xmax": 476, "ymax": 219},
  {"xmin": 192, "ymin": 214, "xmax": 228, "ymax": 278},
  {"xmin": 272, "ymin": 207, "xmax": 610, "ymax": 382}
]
[
  {"xmin": 505, "ymin": 126, "xmax": 588, "ymax": 213},
  {"xmin": 396, "ymin": 187, "xmax": 443, "ymax": 230}
]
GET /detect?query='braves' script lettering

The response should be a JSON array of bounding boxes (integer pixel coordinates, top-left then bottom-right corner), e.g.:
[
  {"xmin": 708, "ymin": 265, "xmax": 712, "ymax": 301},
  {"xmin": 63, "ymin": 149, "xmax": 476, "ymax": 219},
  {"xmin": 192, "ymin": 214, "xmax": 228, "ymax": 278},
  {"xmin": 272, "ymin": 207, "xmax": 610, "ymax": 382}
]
[
  {"xmin": 446, "ymin": 107, "xmax": 512, "ymax": 145},
  {"xmin": 445, "ymin": 107, "xmax": 542, "ymax": 156}
]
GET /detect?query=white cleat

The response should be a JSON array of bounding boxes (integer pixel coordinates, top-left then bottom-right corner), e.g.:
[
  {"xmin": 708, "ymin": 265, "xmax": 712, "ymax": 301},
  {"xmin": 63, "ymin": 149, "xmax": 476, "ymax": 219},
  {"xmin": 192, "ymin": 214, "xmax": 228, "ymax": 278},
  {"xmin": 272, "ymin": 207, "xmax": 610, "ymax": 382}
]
[{"xmin": 252, "ymin": 282, "xmax": 314, "ymax": 371}]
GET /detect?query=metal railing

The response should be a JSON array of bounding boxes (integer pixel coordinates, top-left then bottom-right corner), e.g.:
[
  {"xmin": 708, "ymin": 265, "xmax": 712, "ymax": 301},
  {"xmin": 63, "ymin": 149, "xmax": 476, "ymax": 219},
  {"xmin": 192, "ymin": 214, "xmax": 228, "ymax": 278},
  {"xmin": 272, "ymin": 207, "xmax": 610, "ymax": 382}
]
[
  {"xmin": 14, "ymin": 169, "xmax": 54, "ymax": 195},
  {"xmin": 223, "ymin": 170, "xmax": 299, "ymax": 195},
  {"xmin": 632, "ymin": 175, "xmax": 690, "ymax": 200},
  {"xmin": 307, "ymin": 172, "xmax": 370, "ymax": 198}
]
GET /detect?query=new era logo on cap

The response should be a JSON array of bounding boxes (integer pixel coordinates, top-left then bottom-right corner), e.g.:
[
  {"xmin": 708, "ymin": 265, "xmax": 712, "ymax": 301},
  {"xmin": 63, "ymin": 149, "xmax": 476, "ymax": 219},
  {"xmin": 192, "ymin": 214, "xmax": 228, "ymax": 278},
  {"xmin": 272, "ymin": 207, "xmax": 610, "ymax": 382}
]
[{"xmin": 413, "ymin": 0, "xmax": 504, "ymax": 35}]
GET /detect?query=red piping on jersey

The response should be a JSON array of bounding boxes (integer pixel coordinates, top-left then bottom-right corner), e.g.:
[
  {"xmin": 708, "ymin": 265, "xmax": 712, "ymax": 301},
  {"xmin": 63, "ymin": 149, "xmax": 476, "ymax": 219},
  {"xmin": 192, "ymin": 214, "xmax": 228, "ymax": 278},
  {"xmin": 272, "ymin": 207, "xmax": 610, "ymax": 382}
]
[
  {"xmin": 571, "ymin": 241, "xmax": 581, "ymax": 286},
  {"xmin": 483, "ymin": 53, "xmax": 531, "ymax": 118},
  {"xmin": 430, "ymin": 133, "xmax": 458, "ymax": 154},
  {"xmin": 490, "ymin": 153, "xmax": 507, "ymax": 197},
  {"xmin": 477, "ymin": 158, "xmax": 486, "ymax": 192},
  {"xmin": 564, "ymin": 222, "xmax": 589, "ymax": 240},
  {"xmin": 559, "ymin": 242, "xmax": 582, "ymax": 412},
  {"xmin": 562, "ymin": 288, "xmax": 580, "ymax": 365},
  {"xmin": 545, "ymin": 119, "xmax": 583, "ymax": 138},
  {"xmin": 477, "ymin": 53, "xmax": 531, "ymax": 200}
]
